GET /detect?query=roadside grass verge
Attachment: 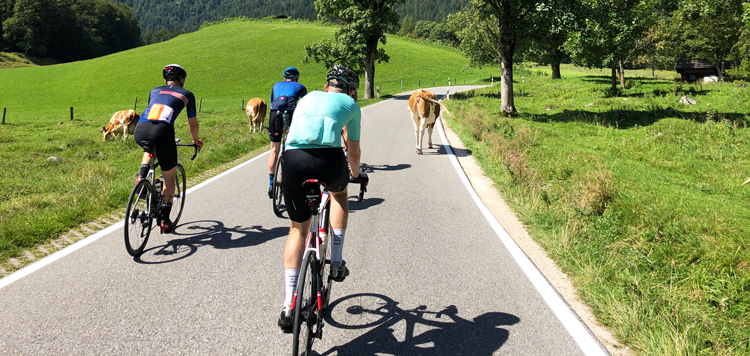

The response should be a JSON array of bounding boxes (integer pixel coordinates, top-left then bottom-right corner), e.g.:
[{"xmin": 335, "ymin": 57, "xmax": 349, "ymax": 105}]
[
  {"xmin": 444, "ymin": 74, "xmax": 750, "ymax": 355},
  {"xmin": 0, "ymin": 17, "xmax": 501, "ymax": 271}
]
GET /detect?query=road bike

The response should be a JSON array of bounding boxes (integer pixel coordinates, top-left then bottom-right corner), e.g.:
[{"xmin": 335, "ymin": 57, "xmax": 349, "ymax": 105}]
[
  {"xmin": 124, "ymin": 140, "xmax": 199, "ymax": 256},
  {"xmin": 272, "ymin": 109, "xmax": 292, "ymax": 216},
  {"xmin": 292, "ymin": 170, "xmax": 367, "ymax": 356}
]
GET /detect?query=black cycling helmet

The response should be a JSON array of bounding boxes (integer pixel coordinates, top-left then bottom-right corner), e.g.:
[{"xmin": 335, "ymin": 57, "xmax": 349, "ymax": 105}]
[
  {"xmin": 326, "ymin": 64, "xmax": 359, "ymax": 91},
  {"xmin": 283, "ymin": 67, "xmax": 300, "ymax": 79},
  {"xmin": 163, "ymin": 64, "xmax": 187, "ymax": 81}
]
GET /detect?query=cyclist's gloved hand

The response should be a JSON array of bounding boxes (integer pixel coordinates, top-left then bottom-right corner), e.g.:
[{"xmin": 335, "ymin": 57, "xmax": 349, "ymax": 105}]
[{"xmin": 351, "ymin": 171, "xmax": 368, "ymax": 184}]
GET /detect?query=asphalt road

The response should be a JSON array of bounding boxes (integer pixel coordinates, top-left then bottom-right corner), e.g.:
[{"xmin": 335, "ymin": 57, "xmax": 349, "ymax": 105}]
[{"xmin": 0, "ymin": 86, "xmax": 605, "ymax": 355}]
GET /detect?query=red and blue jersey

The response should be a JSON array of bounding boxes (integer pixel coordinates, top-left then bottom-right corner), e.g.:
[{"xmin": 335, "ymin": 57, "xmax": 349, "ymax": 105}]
[{"xmin": 139, "ymin": 85, "xmax": 197, "ymax": 125}]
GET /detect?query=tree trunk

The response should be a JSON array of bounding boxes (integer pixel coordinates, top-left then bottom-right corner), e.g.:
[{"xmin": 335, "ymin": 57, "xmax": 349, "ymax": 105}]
[
  {"xmin": 611, "ymin": 67, "xmax": 617, "ymax": 94},
  {"xmin": 651, "ymin": 64, "xmax": 655, "ymax": 78},
  {"xmin": 715, "ymin": 55, "xmax": 726, "ymax": 82},
  {"xmin": 550, "ymin": 48, "xmax": 563, "ymax": 79},
  {"xmin": 500, "ymin": 42, "xmax": 516, "ymax": 113},
  {"xmin": 551, "ymin": 62, "xmax": 561, "ymax": 79},
  {"xmin": 619, "ymin": 60, "xmax": 626, "ymax": 89},
  {"xmin": 363, "ymin": 41, "xmax": 377, "ymax": 99}
]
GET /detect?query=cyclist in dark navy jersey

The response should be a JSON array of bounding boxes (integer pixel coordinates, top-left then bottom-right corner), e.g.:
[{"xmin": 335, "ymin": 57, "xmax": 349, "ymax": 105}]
[
  {"xmin": 133, "ymin": 64, "xmax": 203, "ymax": 233},
  {"xmin": 267, "ymin": 67, "xmax": 307, "ymax": 197}
]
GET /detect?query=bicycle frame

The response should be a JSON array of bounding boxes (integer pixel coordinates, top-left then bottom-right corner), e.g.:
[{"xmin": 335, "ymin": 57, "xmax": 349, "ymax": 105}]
[{"xmin": 291, "ymin": 180, "xmax": 331, "ymax": 313}]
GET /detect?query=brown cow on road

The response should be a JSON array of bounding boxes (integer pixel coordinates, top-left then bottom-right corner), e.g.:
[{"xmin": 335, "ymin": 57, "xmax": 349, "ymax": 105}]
[
  {"xmin": 102, "ymin": 110, "xmax": 139, "ymax": 141},
  {"xmin": 408, "ymin": 89, "xmax": 457, "ymax": 154},
  {"xmin": 246, "ymin": 98, "xmax": 267, "ymax": 133}
]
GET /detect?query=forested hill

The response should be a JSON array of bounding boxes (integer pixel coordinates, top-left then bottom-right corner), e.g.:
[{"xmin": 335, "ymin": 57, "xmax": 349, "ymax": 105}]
[{"xmin": 115, "ymin": 0, "xmax": 463, "ymax": 33}]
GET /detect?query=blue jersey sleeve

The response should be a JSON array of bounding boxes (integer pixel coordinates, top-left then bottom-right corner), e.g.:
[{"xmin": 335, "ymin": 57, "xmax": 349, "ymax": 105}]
[{"xmin": 186, "ymin": 91, "xmax": 197, "ymax": 118}]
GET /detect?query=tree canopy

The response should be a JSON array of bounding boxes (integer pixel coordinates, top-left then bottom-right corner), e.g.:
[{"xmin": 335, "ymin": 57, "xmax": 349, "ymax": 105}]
[{"xmin": 304, "ymin": 0, "xmax": 403, "ymax": 99}]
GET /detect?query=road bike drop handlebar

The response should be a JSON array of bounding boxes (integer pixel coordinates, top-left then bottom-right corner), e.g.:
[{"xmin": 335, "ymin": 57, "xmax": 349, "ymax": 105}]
[{"xmin": 175, "ymin": 141, "xmax": 199, "ymax": 160}]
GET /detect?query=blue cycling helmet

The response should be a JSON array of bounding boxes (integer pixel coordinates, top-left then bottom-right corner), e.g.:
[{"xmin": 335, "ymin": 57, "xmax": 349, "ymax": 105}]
[{"xmin": 283, "ymin": 67, "xmax": 300, "ymax": 79}]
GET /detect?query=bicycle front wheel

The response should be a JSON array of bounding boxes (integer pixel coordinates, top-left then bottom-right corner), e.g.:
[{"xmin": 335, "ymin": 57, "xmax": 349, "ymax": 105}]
[
  {"xmin": 272, "ymin": 152, "xmax": 284, "ymax": 216},
  {"xmin": 292, "ymin": 250, "xmax": 317, "ymax": 356},
  {"xmin": 124, "ymin": 179, "xmax": 153, "ymax": 256},
  {"xmin": 170, "ymin": 164, "xmax": 187, "ymax": 226}
]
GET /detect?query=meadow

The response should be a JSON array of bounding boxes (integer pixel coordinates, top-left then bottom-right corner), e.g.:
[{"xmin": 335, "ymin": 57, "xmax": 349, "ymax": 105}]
[
  {"xmin": 0, "ymin": 18, "xmax": 499, "ymax": 270},
  {"xmin": 444, "ymin": 71, "xmax": 750, "ymax": 355}
]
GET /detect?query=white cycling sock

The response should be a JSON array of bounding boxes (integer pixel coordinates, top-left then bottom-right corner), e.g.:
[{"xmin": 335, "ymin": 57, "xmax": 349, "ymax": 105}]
[
  {"xmin": 331, "ymin": 229, "xmax": 345, "ymax": 264},
  {"xmin": 284, "ymin": 269, "xmax": 299, "ymax": 307}
]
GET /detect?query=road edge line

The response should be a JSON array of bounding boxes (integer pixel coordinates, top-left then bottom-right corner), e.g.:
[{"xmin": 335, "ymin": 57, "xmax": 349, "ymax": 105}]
[
  {"xmin": 436, "ymin": 119, "xmax": 609, "ymax": 356},
  {"xmin": 0, "ymin": 151, "xmax": 270, "ymax": 291}
]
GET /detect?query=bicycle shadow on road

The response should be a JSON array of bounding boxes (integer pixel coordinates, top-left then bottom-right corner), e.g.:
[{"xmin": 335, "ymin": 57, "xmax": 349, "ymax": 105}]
[
  {"xmin": 320, "ymin": 293, "xmax": 520, "ymax": 356},
  {"xmin": 134, "ymin": 220, "xmax": 286, "ymax": 264},
  {"xmin": 365, "ymin": 164, "xmax": 412, "ymax": 172}
]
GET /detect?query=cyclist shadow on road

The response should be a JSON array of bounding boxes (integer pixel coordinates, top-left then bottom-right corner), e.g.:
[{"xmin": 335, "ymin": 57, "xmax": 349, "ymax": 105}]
[
  {"xmin": 320, "ymin": 293, "xmax": 520, "ymax": 356},
  {"xmin": 134, "ymin": 220, "xmax": 286, "ymax": 264},
  {"xmin": 427, "ymin": 144, "xmax": 471, "ymax": 158}
]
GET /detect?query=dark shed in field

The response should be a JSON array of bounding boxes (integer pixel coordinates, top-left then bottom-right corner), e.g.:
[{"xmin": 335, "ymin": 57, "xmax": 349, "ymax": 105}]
[{"xmin": 675, "ymin": 61, "xmax": 732, "ymax": 82}]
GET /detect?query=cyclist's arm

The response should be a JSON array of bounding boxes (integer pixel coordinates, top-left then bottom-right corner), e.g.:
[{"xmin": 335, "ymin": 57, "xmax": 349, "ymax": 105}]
[
  {"xmin": 187, "ymin": 116, "xmax": 203, "ymax": 150},
  {"xmin": 348, "ymin": 139, "xmax": 361, "ymax": 179}
]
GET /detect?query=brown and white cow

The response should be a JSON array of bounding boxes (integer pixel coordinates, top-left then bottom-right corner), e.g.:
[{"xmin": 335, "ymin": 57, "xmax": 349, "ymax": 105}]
[
  {"xmin": 408, "ymin": 89, "xmax": 457, "ymax": 154},
  {"xmin": 102, "ymin": 110, "xmax": 139, "ymax": 141},
  {"xmin": 246, "ymin": 98, "xmax": 267, "ymax": 133}
]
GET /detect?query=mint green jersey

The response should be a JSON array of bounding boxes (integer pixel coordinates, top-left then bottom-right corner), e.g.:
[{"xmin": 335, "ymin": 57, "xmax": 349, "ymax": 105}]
[{"xmin": 285, "ymin": 90, "xmax": 361, "ymax": 150}]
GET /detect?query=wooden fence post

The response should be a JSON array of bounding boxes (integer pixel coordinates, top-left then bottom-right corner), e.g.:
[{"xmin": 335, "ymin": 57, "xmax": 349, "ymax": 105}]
[
  {"xmin": 199, "ymin": 97, "xmax": 203, "ymax": 112},
  {"xmin": 377, "ymin": 86, "xmax": 380, "ymax": 98},
  {"xmin": 2, "ymin": 108, "xmax": 5, "ymax": 124},
  {"xmin": 134, "ymin": 97, "xmax": 137, "ymax": 111},
  {"xmin": 70, "ymin": 107, "xmax": 73, "ymax": 120},
  {"xmin": 242, "ymin": 99, "xmax": 244, "ymax": 111},
  {"xmin": 401, "ymin": 80, "xmax": 403, "ymax": 90},
  {"xmin": 418, "ymin": 79, "xmax": 420, "ymax": 87},
  {"xmin": 433, "ymin": 78, "xmax": 435, "ymax": 86}
]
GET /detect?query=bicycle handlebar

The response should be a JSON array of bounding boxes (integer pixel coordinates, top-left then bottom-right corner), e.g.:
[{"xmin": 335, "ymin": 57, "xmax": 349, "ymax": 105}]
[
  {"xmin": 349, "ymin": 178, "xmax": 367, "ymax": 204},
  {"xmin": 176, "ymin": 143, "xmax": 199, "ymax": 160}
]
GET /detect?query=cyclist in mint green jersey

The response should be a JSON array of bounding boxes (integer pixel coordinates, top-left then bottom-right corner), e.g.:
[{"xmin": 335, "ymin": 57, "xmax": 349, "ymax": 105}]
[{"xmin": 277, "ymin": 64, "xmax": 368, "ymax": 332}]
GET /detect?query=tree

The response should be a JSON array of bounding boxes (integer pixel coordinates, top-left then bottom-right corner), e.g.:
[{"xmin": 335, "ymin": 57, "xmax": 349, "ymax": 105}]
[
  {"xmin": 527, "ymin": 0, "xmax": 579, "ymax": 79},
  {"xmin": 565, "ymin": 0, "xmax": 655, "ymax": 92},
  {"xmin": 672, "ymin": 0, "xmax": 744, "ymax": 81},
  {"xmin": 399, "ymin": 14, "xmax": 415, "ymax": 36},
  {"xmin": 449, "ymin": 0, "xmax": 536, "ymax": 113},
  {"xmin": 305, "ymin": 0, "xmax": 403, "ymax": 99}
]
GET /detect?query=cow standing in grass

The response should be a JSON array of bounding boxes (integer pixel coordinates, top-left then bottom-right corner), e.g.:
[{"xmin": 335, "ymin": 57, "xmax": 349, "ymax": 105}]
[
  {"xmin": 102, "ymin": 110, "xmax": 139, "ymax": 141},
  {"xmin": 246, "ymin": 98, "xmax": 267, "ymax": 133},
  {"xmin": 408, "ymin": 89, "xmax": 456, "ymax": 154}
]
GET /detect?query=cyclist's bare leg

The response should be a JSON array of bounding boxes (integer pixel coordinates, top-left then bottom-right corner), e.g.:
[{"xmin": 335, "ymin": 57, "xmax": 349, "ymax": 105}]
[
  {"xmin": 161, "ymin": 167, "xmax": 176, "ymax": 204},
  {"xmin": 140, "ymin": 152, "xmax": 151, "ymax": 165},
  {"xmin": 268, "ymin": 141, "xmax": 281, "ymax": 175},
  {"xmin": 284, "ymin": 218, "xmax": 312, "ymax": 270},
  {"xmin": 329, "ymin": 189, "xmax": 348, "ymax": 230}
]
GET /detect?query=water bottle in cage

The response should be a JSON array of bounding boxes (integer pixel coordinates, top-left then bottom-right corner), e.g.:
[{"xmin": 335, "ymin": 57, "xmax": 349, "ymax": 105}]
[{"xmin": 282, "ymin": 111, "xmax": 290, "ymax": 130}]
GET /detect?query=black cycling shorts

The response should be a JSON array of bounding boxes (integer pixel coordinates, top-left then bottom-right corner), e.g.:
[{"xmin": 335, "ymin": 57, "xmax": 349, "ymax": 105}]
[
  {"xmin": 133, "ymin": 121, "xmax": 178, "ymax": 171},
  {"xmin": 283, "ymin": 148, "xmax": 349, "ymax": 223},
  {"xmin": 268, "ymin": 110, "xmax": 293, "ymax": 143}
]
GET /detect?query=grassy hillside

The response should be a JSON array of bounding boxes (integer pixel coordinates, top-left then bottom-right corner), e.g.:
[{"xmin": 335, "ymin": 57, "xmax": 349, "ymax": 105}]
[
  {"xmin": 444, "ymin": 75, "xmax": 750, "ymax": 355},
  {"xmin": 0, "ymin": 18, "xmax": 498, "ymax": 267}
]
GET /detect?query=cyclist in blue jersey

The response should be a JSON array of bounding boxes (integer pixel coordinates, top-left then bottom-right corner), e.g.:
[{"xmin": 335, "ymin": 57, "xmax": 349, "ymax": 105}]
[
  {"xmin": 267, "ymin": 67, "xmax": 308, "ymax": 197},
  {"xmin": 277, "ymin": 64, "xmax": 368, "ymax": 332},
  {"xmin": 133, "ymin": 64, "xmax": 204, "ymax": 233}
]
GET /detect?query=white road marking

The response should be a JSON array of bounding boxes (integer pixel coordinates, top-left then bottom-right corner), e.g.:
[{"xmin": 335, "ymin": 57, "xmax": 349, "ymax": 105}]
[
  {"xmin": 0, "ymin": 151, "xmax": 270, "ymax": 291},
  {"xmin": 436, "ymin": 118, "xmax": 609, "ymax": 356}
]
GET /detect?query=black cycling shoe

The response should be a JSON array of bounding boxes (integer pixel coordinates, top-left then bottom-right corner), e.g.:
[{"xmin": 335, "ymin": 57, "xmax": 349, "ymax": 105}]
[
  {"xmin": 278, "ymin": 308, "xmax": 293, "ymax": 333},
  {"xmin": 160, "ymin": 218, "xmax": 175, "ymax": 234},
  {"xmin": 268, "ymin": 185, "xmax": 273, "ymax": 199}
]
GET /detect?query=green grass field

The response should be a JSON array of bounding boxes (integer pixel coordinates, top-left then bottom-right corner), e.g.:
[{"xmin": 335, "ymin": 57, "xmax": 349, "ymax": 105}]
[
  {"xmin": 0, "ymin": 18, "xmax": 499, "ymax": 267},
  {"xmin": 444, "ymin": 73, "xmax": 750, "ymax": 355}
]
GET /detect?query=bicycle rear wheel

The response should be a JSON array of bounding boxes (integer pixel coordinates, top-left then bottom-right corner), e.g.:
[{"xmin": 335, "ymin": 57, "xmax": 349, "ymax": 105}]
[
  {"xmin": 292, "ymin": 250, "xmax": 317, "ymax": 356},
  {"xmin": 272, "ymin": 152, "xmax": 284, "ymax": 216},
  {"xmin": 320, "ymin": 201, "xmax": 333, "ymax": 314},
  {"xmin": 169, "ymin": 164, "xmax": 186, "ymax": 226},
  {"xmin": 124, "ymin": 179, "xmax": 153, "ymax": 256}
]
